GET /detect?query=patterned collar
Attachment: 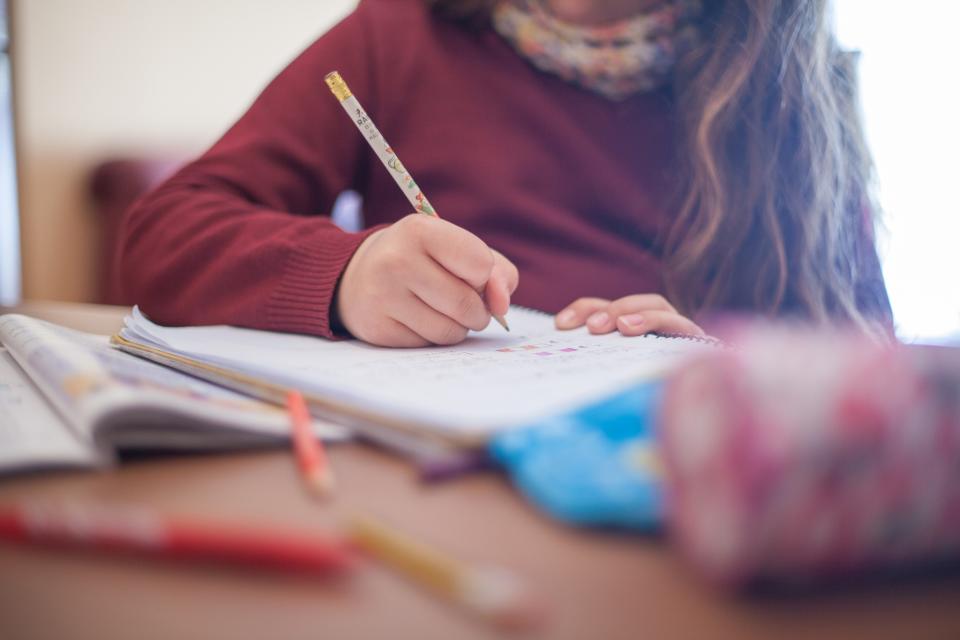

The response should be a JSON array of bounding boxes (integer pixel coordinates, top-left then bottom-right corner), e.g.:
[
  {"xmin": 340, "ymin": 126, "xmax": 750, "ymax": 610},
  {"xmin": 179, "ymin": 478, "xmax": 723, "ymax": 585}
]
[{"xmin": 492, "ymin": 0, "xmax": 702, "ymax": 100}]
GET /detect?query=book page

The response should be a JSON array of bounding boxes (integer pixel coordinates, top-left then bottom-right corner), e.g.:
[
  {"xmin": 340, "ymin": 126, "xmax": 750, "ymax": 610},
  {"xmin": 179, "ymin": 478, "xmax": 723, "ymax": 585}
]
[
  {"xmin": 0, "ymin": 349, "xmax": 99, "ymax": 472},
  {"xmin": 0, "ymin": 313, "xmax": 111, "ymax": 437},
  {"xmin": 0, "ymin": 314, "xmax": 349, "ymax": 449},
  {"xmin": 122, "ymin": 307, "xmax": 715, "ymax": 436}
]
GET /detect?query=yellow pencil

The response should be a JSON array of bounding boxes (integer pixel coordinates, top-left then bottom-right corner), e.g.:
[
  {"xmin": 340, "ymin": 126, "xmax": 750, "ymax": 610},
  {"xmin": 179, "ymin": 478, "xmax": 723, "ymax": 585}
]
[
  {"xmin": 324, "ymin": 70, "xmax": 509, "ymax": 332},
  {"xmin": 347, "ymin": 515, "xmax": 540, "ymax": 629}
]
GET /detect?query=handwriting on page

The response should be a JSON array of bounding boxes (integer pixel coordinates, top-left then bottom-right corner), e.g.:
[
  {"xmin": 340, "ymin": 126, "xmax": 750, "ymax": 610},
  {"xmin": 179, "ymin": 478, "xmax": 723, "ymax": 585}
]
[
  {"xmin": 122, "ymin": 306, "xmax": 714, "ymax": 435},
  {"xmin": 286, "ymin": 332, "xmax": 696, "ymax": 391},
  {"xmin": 496, "ymin": 342, "xmax": 590, "ymax": 355},
  {"xmin": 312, "ymin": 331, "xmax": 703, "ymax": 431}
]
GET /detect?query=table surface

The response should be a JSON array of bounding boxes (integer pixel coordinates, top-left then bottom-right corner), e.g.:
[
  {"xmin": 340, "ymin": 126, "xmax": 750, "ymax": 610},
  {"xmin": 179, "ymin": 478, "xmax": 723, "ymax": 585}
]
[{"xmin": 1, "ymin": 302, "xmax": 959, "ymax": 640}]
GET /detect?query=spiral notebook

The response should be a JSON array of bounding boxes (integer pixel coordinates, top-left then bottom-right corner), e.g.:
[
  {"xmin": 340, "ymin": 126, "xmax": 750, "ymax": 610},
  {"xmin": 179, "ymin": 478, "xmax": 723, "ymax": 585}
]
[{"xmin": 113, "ymin": 306, "xmax": 718, "ymax": 451}]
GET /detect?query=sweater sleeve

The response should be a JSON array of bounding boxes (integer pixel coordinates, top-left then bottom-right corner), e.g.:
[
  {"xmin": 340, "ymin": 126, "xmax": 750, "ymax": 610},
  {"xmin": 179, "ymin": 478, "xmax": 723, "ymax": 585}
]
[{"xmin": 118, "ymin": 3, "xmax": 382, "ymax": 338}]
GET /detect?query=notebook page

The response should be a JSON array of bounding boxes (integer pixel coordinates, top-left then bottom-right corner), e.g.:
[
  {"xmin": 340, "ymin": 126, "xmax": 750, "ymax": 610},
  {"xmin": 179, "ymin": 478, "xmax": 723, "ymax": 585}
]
[
  {"xmin": 0, "ymin": 349, "xmax": 98, "ymax": 472},
  {"xmin": 122, "ymin": 307, "xmax": 713, "ymax": 436}
]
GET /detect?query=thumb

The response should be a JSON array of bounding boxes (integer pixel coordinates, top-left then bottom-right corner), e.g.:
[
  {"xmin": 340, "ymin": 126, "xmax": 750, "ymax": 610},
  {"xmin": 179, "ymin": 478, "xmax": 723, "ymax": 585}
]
[{"xmin": 484, "ymin": 251, "xmax": 519, "ymax": 317}]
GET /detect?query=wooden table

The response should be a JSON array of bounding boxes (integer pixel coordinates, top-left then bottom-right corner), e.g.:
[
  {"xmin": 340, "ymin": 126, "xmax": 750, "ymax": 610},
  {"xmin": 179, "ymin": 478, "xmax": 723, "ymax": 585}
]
[{"xmin": 2, "ymin": 302, "xmax": 959, "ymax": 640}]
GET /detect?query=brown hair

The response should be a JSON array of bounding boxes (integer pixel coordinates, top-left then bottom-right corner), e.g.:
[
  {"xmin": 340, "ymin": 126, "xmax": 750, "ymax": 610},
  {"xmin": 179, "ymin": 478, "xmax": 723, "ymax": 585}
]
[{"xmin": 426, "ymin": 0, "xmax": 888, "ymax": 328}]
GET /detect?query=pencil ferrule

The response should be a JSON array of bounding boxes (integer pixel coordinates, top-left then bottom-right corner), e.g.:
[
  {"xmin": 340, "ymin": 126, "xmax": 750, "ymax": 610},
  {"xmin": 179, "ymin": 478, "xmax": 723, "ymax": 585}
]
[{"xmin": 324, "ymin": 71, "xmax": 353, "ymax": 101}]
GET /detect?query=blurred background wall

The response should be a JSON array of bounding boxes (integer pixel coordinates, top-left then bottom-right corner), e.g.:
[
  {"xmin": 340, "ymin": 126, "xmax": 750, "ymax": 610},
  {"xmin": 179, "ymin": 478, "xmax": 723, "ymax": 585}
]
[{"xmin": 11, "ymin": 0, "xmax": 358, "ymax": 302}]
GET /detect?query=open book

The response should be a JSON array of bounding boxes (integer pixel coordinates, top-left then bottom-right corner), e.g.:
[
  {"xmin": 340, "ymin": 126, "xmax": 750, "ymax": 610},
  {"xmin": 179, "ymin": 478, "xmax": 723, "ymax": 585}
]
[
  {"xmin": 0, "ymin": 314, "xmax": 348, "ymax": 475},
  {"xmin": 113, "ymin": 306, "xmax": 718, "ymax": 451}
]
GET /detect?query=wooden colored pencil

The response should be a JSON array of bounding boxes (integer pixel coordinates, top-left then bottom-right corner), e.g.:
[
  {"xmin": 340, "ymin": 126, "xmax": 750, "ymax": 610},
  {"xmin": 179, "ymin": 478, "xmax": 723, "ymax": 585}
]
[
  {"xmin": 286, "ymin": 390, "xmax": 335, "ymax": 497},
  {"xmin": 324, "ymin": 70, "xmax": 509, "ymax": 332},
  {"xmin": 347, "ymin": 515, "xmax": 540, "ymax": 629}
]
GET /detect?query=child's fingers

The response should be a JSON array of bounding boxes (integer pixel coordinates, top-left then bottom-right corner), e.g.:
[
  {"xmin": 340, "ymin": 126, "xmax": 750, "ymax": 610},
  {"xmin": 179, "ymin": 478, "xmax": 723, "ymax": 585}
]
[
  {"xmin": 394, "ymin": 294, "xmax": 470, "ymax": 346},
  {"xmin": 414, "ymin": 215, "xmax": 496, "ymax": 291},
  {"xmin": 555, "ymin": 297, "xmax": 611, "ymax": 330},
  {"xmin": 586, "ymin": 309, "xmax": 618, "ymax": 334},
  {"xmin": 615, "ymin": 310, "xmax": 705, "ymax": 338},
  {"xmin": 607, "ymin": 294, "xmax": 678, "ymax": 317},
  {"xmin": 484, "ymin": 277, "xmax": 509, "ymax": 321},
  {"xmin": 410, "ymin": 257, "xmax": 490, "ymax": 331},
  {"xmin": 485, "ymin": 251, "xmax": 520, "ymax": 318},
  {"xmin": 491, "ymin": 250, "xmax": 520, "ymax": 293},
  {"xmin": 361, "ymin": 316, "xmax": 432, "ymax": 348}
]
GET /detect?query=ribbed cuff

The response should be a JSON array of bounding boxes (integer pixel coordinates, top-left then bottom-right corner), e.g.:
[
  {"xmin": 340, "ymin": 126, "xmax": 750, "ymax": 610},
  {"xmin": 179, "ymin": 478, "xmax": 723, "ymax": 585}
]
[{"xmin": 266, "ymin": 224, "xmax": 386, "ymax": 338}]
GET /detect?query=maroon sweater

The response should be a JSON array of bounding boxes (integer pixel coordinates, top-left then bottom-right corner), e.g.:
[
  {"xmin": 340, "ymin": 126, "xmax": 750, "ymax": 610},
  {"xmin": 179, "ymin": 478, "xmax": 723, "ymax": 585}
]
[{"xmin": 119, "ymin": 0, "xmax": 888, "ymax": 337}]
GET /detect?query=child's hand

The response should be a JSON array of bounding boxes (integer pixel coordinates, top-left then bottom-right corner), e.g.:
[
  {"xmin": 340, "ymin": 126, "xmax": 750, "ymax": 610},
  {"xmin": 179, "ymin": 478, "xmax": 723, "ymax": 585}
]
[
  {"xmin": 335, "ymin": 214, "xmax": 519, "ymax": 347},
  {"xmin": 555, "ymin": 294, "xmax": 704, "ymax": 337}
]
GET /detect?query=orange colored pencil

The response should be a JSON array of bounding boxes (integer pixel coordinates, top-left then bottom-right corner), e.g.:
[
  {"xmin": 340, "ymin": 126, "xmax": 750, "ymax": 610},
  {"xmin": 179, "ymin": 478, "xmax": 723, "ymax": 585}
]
[{"xmin": 286, "ymin": 390, "xmax": 335, "ymax": 497}]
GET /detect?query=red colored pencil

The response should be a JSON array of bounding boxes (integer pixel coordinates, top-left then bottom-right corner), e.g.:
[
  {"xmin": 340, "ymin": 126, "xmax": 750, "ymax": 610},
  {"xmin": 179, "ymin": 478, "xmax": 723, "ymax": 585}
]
[
  {"xmin": 0, "ymin": 501, "xmax": 354, "ymax": 575},
  {"xmin": 286, "ymin": 390, "xmax": 335, "ymax": 497}
]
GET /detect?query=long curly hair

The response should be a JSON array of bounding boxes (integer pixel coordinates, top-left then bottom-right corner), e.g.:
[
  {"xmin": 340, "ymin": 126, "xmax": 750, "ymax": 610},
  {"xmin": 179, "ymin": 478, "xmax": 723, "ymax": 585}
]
[{"xmin": 426, "ymin": 0, "xmax": 884, "ymax": 328}]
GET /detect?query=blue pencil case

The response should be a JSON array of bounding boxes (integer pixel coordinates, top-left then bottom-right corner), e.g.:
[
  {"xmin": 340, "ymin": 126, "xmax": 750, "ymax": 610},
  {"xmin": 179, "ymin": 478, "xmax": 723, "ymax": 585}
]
[{"xmin": 489, "ymin": 383, "xmax": 665, "ymax": 530}]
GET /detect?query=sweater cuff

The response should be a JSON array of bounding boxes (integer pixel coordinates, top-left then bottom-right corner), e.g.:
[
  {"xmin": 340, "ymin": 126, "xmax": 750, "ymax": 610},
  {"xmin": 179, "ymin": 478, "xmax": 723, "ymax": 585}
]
[{"xmin": 266, "ymin": 224, "xmax": 386, "ymax": 338}]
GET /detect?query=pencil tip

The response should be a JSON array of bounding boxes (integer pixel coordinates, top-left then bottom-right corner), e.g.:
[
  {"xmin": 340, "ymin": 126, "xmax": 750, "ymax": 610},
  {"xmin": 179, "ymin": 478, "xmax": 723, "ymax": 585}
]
[{"xmin": 494, "ymin": 315, "xmax": 510, "ymax": 332}]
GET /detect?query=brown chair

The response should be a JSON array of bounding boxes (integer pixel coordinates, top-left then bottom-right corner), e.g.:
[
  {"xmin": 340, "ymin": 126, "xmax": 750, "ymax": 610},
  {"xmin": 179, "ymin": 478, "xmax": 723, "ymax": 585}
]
[{"xmin": 89, "ymin": 158, "xmax": 181, "ymax": 305}]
